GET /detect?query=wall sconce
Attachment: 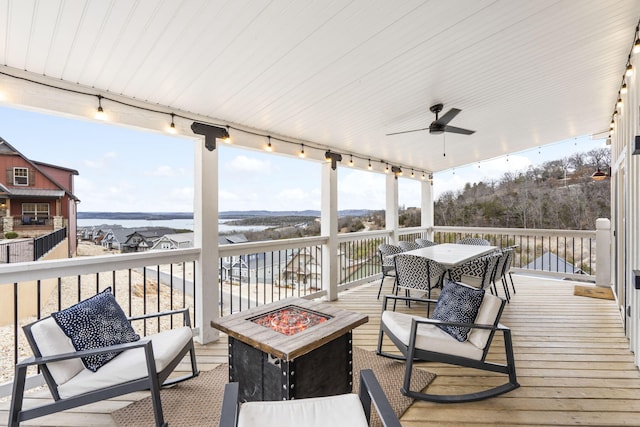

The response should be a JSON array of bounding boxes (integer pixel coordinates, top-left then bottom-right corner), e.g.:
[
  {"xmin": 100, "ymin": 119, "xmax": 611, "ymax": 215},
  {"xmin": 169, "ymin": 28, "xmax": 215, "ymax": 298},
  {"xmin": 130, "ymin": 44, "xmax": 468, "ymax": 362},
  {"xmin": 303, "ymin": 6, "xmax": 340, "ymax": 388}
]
[
  {"xmin": 324, "ymin": 151, "xmax": 342, "ymax": 170},
  {"xmin": 190, "ymin": 122, "xmax": 230, "ymax": 151}
]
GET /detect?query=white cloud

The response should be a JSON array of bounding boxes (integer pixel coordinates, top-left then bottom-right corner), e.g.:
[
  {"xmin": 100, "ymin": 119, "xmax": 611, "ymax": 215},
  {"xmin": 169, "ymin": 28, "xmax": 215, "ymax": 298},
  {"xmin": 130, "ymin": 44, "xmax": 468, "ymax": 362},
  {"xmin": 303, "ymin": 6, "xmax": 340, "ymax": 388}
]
[
  {"xmin": 145, "ymin": 165, "xmax": 187, "ymax": 177},
  {"xmin": 338, "ymin": 170, "xmax": 385, "ymax": 210},
  {"xmin": 225, "ymin": 155, "xmax": 272, "ymax": 173},
  {"xmin": 83, "ymin": 151, "xmax": 118, "ymax": 169}
]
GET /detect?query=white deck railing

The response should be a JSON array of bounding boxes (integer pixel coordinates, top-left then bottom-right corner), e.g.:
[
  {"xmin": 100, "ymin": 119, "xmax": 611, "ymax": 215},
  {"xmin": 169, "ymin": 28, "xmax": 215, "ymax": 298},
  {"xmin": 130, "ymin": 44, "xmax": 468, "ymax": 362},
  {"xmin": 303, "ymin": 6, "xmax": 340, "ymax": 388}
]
[{"xmin": 0, "ymin": 224, "xmax": 607, "ymax": 397}]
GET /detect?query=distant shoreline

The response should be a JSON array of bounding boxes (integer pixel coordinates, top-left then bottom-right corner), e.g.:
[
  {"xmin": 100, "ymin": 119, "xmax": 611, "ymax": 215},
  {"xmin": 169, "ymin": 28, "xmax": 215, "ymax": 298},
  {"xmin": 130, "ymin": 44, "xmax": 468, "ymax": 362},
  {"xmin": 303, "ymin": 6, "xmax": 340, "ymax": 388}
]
[{"xmin": 78, "ymin": 209, "xmax": 373, "ymax": 220}]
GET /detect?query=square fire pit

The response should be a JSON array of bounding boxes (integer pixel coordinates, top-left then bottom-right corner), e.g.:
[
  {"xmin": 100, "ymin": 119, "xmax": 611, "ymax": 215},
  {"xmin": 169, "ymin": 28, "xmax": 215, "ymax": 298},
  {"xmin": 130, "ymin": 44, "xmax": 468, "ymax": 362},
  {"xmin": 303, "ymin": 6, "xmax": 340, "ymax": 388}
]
[{"xmin": 211, "ymin": 297, "xmax": 368, "ymax": 402}]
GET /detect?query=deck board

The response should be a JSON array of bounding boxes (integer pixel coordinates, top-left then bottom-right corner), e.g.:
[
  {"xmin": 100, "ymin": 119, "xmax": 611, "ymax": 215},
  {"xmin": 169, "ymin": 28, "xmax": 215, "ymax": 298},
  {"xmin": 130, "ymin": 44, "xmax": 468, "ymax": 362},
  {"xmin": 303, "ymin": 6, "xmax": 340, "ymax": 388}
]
[{"xmin": 1, "ymin": 275, "xmax": 639, "ymax": 426}]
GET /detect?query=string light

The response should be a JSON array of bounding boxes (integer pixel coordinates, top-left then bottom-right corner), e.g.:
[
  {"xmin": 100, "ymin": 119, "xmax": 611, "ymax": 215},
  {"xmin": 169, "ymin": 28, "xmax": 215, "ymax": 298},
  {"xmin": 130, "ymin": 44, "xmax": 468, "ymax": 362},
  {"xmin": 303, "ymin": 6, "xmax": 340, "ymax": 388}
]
[
  {"xmin": 626, "ymin": 63, "xmax": 633, "ymax": 76},
  {"xmin": 0, "ymin": 69, "xmax": 434, "ymax": 181},
  {"xmin": 410, "ymin": 169, "xmax": 415, "ymax": 178},
  {"xmin": 299, "ymin": 144, "xmax": 305, "ymax": 158},
  {"xmin": 167, "ymin": 113, "xmax": 177, "ymax": 134},
  {"xmin": 617, "ymin": 97, "xmax": 623, "ymax": 108},
  {"xmin": 621, "ymin": 82, "xmax": 628, "ymax": 94},
  {"xmin": 95, "ymin": 95, "xmax": 106, "ymax": 120}
]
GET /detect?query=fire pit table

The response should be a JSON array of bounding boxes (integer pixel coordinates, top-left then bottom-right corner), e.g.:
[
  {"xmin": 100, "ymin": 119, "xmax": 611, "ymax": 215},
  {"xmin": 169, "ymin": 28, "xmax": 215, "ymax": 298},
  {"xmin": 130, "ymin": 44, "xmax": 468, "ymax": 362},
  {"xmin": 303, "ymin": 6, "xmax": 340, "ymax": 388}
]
[{"xmin": 211, "ymin": 297, "xmax": 368, "ymax": 402}]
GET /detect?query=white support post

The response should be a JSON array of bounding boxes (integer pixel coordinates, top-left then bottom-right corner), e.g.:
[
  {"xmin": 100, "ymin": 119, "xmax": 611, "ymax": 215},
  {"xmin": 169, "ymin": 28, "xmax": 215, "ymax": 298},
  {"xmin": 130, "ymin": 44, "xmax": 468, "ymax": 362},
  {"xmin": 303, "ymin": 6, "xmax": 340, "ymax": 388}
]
[
  {"xmin": 194, "ymin": 138, "xmax": 220, "ymax": 344},
  {"xmin": 421, "ymin": 179, "xmax": 434, "ymax": 239},
  {"xmin": 385, "ymin": 174, "xmax": 399, "ymax": 243},
  {"xmin": 321, "ymin": 162, "xmax": 339, "ymax": 301},
  {"xmin": 596, "ymin": 218, "xmax": 612, "ymax": 288}
]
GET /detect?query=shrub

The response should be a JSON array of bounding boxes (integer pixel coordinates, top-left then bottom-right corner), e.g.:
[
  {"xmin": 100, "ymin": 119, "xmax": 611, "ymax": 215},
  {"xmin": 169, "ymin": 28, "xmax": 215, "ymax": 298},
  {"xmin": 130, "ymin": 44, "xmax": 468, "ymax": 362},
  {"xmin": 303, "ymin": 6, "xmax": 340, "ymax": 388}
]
[{"xmin": 4, "ymin": 231, "xmax": 18, "ymax": 239}]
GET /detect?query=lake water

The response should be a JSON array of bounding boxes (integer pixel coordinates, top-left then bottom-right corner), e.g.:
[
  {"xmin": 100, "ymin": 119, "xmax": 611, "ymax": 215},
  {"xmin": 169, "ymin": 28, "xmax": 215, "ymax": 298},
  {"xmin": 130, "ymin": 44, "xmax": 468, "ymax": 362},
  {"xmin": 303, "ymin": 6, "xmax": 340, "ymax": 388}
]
[{"xmin": 76, "ymin": 218, "xmax": 271, "ymax": 233}]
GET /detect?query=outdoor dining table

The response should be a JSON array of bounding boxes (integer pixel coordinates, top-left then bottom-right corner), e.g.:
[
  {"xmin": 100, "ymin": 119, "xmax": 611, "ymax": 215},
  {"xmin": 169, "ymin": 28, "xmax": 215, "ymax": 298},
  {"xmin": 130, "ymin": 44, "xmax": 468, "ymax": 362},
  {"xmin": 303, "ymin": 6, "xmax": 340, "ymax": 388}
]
[{"xmin": 401, "ymin": 243, "xmax": 498, "ymax": 269}]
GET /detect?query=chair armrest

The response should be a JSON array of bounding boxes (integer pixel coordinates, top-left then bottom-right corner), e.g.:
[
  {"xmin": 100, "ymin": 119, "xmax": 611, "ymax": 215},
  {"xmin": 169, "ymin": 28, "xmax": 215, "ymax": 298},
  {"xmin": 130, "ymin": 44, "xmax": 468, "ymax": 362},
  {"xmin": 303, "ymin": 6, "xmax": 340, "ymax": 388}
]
[
  {"xmin": 219, "ymin": 382, "xmax": 239, "ymax": 427},
  {"xmin": 381, "ymin": 294, "xmax": 437, "ymax": 311},
  {"xmin": 16, "ymin": 340, "xmax": 153, "ymax": 368},
  {"xmin": 411, "ymin": 317, "xmax": 500, "ymax": 332},
  {"xmin": 128, "ymin": 307, "xmax": 192, "ymax": 327},
  {"xmin": 359, "ymin": 369, "xmax": 401, "ymax": 427}
]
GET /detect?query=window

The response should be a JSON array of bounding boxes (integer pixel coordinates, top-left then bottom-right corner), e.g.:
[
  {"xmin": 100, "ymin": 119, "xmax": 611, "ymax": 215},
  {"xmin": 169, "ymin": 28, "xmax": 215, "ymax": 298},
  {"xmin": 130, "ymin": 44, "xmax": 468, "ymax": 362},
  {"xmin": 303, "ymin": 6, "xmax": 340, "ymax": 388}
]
[
  {"xmin": 22, "ymin": 203, "xmax": 49, "ymax": 224},
  {"xmin": 13, "ymin": 167, "xmax": 28, "ymax": 186}
]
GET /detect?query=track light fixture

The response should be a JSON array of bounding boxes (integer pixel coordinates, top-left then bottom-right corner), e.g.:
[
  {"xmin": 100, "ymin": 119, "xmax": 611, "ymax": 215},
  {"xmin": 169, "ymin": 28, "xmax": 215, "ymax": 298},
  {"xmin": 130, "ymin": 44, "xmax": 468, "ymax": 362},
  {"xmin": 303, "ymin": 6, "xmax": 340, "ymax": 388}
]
[
  {"xmin": 190, "ymin": 122, "xmax": 230, "ymax": 151},
  {"xmin": 95, "ymin": 95, "xmax": 106, "ymax": 120},
  {"xmin": 324, "ymin": 151, "xmax": 342, "ymax": 170}
]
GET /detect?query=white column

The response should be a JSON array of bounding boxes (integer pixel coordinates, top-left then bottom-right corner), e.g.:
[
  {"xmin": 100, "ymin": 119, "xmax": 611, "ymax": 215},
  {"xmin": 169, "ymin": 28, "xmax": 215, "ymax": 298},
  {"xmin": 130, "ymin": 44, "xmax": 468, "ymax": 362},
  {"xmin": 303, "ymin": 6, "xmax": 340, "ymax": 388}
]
[
  {"xmin": 595, "ymin": 218, "xmax": 612, "ymax": 288},
  {"xmin": 321, "ymin": 162, "xmax": 339, "ymax": 301},
  {"xmin": 421, "ymin": 179, "xmax": 434, "ymax": 239},
  {"xmin": 385, "ymin": 174, "xmax": 399, "ymax": 243},
  {"xmin": 194, "ymin": 138, "xmax": 220, "ymax": 344}
]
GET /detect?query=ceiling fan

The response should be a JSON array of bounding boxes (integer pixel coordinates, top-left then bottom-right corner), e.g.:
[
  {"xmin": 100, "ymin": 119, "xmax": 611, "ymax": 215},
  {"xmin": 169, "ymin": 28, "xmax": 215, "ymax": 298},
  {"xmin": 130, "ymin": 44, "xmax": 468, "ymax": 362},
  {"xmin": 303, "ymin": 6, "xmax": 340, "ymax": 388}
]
[{"xmin": 387, "ymin": 103, "xmax": 475, "ymax": 136}]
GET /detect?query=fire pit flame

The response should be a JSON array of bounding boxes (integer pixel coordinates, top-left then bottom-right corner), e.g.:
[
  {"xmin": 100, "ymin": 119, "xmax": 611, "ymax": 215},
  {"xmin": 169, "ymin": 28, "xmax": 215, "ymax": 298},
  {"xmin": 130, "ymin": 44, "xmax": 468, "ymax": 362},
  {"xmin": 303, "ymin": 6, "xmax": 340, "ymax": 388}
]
[{"xmin": 251, "ymin": 305, "xmax": 331, "ymax": 336}]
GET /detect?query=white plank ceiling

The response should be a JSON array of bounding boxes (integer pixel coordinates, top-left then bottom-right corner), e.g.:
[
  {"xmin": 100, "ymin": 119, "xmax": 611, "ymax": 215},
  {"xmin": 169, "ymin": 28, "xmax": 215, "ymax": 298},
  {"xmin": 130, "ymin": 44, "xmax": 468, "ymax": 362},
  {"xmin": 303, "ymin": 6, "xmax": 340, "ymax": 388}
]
[{"xmin": 1, "ymin": 0, "xmax": 639, "ymax": 174}]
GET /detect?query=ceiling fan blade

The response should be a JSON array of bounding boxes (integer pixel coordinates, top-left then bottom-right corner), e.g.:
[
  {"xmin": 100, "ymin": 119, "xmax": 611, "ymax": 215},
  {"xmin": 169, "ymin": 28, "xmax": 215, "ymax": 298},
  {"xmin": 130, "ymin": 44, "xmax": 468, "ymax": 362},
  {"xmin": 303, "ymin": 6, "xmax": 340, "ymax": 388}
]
[
  {"xmin": 386, "ymin": 127, "xmax": 430, "ymax": 136},
  {"xmin": 444, "ymin": 125, "xmax": 475, "ymax": 135},
  {"xmin": 434, "ymin": 108, "xmax": 461, "ymax": 125}
]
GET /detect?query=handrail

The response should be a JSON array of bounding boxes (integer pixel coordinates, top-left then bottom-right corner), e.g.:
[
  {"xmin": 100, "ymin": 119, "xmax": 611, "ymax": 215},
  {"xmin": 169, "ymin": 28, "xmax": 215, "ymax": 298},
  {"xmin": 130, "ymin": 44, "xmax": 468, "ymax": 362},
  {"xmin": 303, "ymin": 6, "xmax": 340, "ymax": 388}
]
[{"xmin": 0, "ymin": 248, "xmax": 201, "ymax": 284}]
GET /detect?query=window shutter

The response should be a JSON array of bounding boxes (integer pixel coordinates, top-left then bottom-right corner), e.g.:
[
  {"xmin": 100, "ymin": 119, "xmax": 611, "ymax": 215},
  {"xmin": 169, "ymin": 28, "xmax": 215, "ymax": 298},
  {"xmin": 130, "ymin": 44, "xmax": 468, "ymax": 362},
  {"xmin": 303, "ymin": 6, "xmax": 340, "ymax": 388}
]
[
  {"xmin": 6, "ymin": 168, "xmax": 11, "ymax": 184},
  {"xmin": 29, "ymin": 169, "xmax": 35, "ymax": 186}
]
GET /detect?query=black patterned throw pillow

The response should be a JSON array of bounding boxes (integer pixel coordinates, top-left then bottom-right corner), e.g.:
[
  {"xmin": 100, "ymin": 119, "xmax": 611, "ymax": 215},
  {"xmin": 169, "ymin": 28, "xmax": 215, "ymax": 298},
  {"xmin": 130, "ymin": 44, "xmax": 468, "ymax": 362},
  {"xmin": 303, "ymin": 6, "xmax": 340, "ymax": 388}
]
[
  {"xmin": 51, "ymin": 287, "xmax": 140, "ymax": 372},
  {"xmin": 431, "ymin": 279, "xmax": 485, "ymax": 342}
]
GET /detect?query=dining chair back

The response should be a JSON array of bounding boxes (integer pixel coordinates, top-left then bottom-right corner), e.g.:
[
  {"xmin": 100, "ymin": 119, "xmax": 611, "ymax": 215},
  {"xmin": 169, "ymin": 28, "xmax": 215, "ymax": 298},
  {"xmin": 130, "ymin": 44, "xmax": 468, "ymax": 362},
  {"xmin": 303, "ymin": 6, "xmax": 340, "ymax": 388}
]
[
  {"xmin": 415, "ymin": 238, "xmax": 437, "ymax": 248},
  {"xmin": 394, "ymin": 253, "xmax": 446, "ymax": 302},
  {"xmin": 456, "ymin": 237, "xmax": 491, "ymax": 246},
  {"xmin": 377, "ymin": 243, "xmax": 403, "ymax": 299},
  {"xmin": 398, "ymin": 241, "xmax": 419, "ymax": 251}
]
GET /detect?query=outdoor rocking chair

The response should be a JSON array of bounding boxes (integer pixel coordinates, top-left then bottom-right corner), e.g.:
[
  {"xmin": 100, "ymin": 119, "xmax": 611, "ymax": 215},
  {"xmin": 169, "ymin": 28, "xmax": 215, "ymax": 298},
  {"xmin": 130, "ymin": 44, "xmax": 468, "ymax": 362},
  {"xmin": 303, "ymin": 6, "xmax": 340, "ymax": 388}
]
[
  {"xmin": 376, "ymin": 280, "xmax": 519, "ymax": 403},
  {"xmin": 218, "ymin": 369, "xmax": 401, "ymax": 427},
  {"xmin": 9, "ymin": 288, "xmax": 199, "ymax": 427}
]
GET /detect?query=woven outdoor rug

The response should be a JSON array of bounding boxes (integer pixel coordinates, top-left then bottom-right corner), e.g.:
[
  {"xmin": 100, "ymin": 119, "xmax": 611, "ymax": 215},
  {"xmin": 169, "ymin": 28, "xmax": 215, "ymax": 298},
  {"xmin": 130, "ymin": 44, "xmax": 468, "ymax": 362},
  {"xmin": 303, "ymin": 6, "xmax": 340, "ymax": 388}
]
[{"xmin": 113, "ymin": 346, "xmax": 436, "ymax": 427}]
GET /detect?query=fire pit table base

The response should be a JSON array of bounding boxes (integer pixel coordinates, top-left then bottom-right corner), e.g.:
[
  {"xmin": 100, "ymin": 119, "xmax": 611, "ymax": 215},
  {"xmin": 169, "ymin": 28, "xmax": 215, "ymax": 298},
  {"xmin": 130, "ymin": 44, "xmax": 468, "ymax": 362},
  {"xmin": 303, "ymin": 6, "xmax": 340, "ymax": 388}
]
[{"xmin": 229, "ymin": 332, "xmax": 353, "ymax": 402}]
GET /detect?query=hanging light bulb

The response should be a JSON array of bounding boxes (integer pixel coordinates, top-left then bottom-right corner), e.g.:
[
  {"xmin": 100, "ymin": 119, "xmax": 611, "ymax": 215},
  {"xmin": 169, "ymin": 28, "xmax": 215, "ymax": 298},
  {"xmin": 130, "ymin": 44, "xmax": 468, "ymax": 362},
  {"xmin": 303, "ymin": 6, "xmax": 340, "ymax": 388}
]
[
  {"xmin": 634, "ymin": 37, "xmax": 640, "ymax": 53},
  {"xmin": 410, "ymin": 169, "xmax": 415, "ymax": 178},
  {"xmin": 421, "ymin": 172, "xmax": 426, "ymax": 180},
  {"xmin": 349, "ymin": 155, "xmax": 354, "ymax": 167},
  {"xmin": 167, "ymin": 113, "xmax": 177, "ymax": 134},
  {"xmin": 617, "ymin": 97, "xmax": 623, "ymax": 108},
  {"xmin": 95, "ymin": 95, "xmax": 107, "ymax": 120},
  {"xmin": 223, "ymin": 126, "xmax": 231, "ymax": 143},
  {"xmin": 385, "ymin": 163, "xmax": 390, "ymax": 173},
  {"xmin": 265, "ymin": 136, "xmax": 273, "ymax": 152},
  {"xmin": 428, "ymin": 173, "xmax": 434, "ymax": 182},
  {"xmin": 626, "ymin": 63, "xmax": 633, "ymax": 76},
  {"xmin": 367, "ymin": 159, "xmax": 372, "ymax": 170},
  {"xmin": 621, "ymin": 82, "xmax": 628, "ymax": 94},
  {"xmin": 299, "ymin": 144, "xmax": 305, "ymax": 158}
]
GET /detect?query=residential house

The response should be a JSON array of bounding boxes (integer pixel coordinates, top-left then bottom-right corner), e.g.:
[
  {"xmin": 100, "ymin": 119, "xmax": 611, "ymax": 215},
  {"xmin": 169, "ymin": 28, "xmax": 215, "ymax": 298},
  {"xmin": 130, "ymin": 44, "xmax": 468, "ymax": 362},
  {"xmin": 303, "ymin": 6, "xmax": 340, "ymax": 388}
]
[
  {"xmin": 0, "ymin": 137, "xmax": 78, "ymax": 255},
  {"xmin": 151, "ymin": 232, "xmax": 194, "ymax": 250},
  {"xmin": 120, "ymin": 227, "xmax": 175, "ymax": 253},
  {"xmin": 525, "ymin": 252, "xmax": 586, "ymax": 275}
]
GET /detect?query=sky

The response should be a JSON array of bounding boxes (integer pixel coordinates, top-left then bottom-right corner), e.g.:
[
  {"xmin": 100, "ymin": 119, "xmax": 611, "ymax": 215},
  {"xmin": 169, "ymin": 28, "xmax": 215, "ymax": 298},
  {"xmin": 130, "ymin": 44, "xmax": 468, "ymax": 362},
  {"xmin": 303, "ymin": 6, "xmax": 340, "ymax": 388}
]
[{"xmin": 0, "ymin": 105, "xmax": 608, "ymax": 213}]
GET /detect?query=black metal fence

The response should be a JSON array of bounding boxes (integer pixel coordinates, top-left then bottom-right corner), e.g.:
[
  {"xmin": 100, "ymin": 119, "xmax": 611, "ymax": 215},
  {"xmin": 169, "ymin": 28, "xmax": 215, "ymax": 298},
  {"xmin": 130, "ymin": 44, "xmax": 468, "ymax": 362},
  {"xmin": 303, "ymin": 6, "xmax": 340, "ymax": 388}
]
[
  {"xmin": 0, "ymin": 227, "xmax": 67, "ymax": 263},
  {"xmin": 33, "ymin": 227, "xmax": 67, "ymax": 261}
]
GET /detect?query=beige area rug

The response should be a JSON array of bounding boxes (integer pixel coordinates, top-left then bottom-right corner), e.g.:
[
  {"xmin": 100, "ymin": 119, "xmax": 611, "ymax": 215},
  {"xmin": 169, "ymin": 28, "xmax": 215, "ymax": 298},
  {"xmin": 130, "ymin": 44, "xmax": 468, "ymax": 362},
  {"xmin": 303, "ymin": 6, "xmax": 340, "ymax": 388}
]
[{"xmin": 113, "ymin": 347, "xmax": 435, "ymax": 427}]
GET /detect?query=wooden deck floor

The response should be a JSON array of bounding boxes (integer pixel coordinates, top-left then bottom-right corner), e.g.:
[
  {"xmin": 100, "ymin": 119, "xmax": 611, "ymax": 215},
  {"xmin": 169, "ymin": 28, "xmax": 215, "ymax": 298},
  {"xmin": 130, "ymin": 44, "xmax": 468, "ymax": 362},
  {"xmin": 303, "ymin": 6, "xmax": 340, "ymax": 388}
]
[{"xmin": 2, "ymin": 275, "xmax": 639, "ymax": 426}]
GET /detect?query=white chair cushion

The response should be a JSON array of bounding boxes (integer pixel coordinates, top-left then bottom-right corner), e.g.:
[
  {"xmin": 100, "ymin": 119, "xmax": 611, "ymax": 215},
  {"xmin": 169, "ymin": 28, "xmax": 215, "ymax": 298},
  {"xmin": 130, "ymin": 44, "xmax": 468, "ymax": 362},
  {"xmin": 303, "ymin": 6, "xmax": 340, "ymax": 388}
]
[
  {"xmin": 238, "ymin": 393, "xmax": 369, "ymax": 427},
  {"xmin": 468, "ymin": 291, "xmax": 503, "ymax": 349},
  {"xmin": 57, "ymin": 326, "xmax": 193, "ymax": 398},
  {"xmin": 382, "ymin": 311, "xmax": 483, "ymax": 360},
  {"xmin": 30, "ymin": 317, "xmax": 84, "ymax": 385}
]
